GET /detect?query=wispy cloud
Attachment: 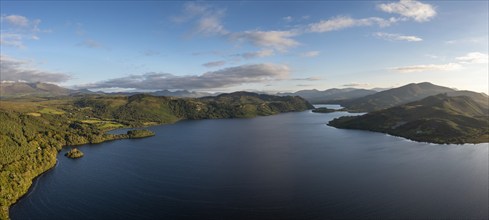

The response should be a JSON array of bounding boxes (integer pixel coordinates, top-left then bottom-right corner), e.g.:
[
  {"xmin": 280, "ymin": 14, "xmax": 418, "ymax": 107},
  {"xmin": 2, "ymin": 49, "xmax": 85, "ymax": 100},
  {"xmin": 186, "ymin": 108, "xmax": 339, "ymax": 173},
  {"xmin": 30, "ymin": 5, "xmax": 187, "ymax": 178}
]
[
  {"xmin": 172, "ymin": 2, "xmax": 228, "ymax": 36},
  {"xmin": 79, "ymin": 63, "xmax": 289, "ymax": 90},
  {"xmin": 308, "ymin": 16, "xmax": 395, "ymax": 33},
  {"xmin": 203, "ymin": 60, "xmax": 227, "ymax": 68},
  {"xmin": 1, "ymin": 15, "xmax": 30, "ymax": 26},
  {"xmin": 392, "ymin": 63, "xmax": 462, "ymax": 73},
  {"xmin": 0, "ymin": 14, "xmax": 48, "ymax": 48},
  {"xmin": 0, "ymin": 33, "xmax": 24, "ymax": 48},
  {"xmin": 0, "ymin": 55, "xmax": 71, "ymax": 83},
  {"xmin": 233, "ymin": 49, "xmax": 274, "ymax": 59},
  {"xmin": 142, "ymin": 50, "xmax": 161, "ymax": 56},
  {"xmin": 173, "ymin": 1, "xmax": 435, "ymax": 53},
  {"xmin": 445, "ymin": 36, "xmax": 487, "ymax": 45},
  {"xmin": 378, "ymin": 0, "xmax": 436, "ymax": 22},
  {"xmin": 374, "ymin": 32, "xmax": 422, "ymax": 42},
  {"xmin": 391, "ymin": 51, "xmax": 488, "ymax": 73},
  {"xmin": 455, "ymin": 52, "xmax": 488, "ymax": 64},
  {"xmin": 291, "ymin": 77, "xmax": 321, "ymax": 81},
  {"xmin": 300, "ymin": 51, "xmax": 320, "ymax": 57},
  {"xmin": 283, "ymin": 16, "xmax": 293, "ymax": 22},
  {"xmin": 231, "ymin": 30, "xmax": 299, "ymax": 52},
  {"xmin": 77, "ymin": 39, "xmax": 106, "ymax": 49}
]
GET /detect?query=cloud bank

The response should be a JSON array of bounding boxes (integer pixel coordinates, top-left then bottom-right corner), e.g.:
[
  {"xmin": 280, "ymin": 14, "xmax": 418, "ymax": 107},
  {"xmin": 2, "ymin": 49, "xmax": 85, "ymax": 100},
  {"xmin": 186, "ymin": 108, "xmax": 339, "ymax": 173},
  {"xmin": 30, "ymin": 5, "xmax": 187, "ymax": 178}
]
[
  {"xmin": 0, "ymin": 55, "xmax": 71, "ymax": 83},
  {"xmin": 80, "ymin": 63, "xmax": 289, "ymax": 90}
]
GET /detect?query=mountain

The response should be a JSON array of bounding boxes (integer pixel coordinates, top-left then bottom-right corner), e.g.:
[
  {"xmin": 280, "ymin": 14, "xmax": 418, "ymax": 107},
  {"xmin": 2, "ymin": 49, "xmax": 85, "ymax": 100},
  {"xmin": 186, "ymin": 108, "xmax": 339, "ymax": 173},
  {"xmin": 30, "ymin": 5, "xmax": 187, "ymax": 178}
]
[
  {"xmin": 149, "ymin": 90, "xmax": 213, "ymax": 98},
  {"xmin": 278, "ymin": 88, "xmax": 377, "ymax": 104},
  {"xmin": 329, "ymin": 94, "xmax": 489, "ymax": 144},
  {"xmin": 338, "ymin": 82, "xmax": 461, "ymax": 112},
  {"xmin": 0, "ymin": 82, "xmax": 72, "ymax": 98},
  {"xmin": 74, "ymin": 91, "xmax": 314, "ymax": 125}
]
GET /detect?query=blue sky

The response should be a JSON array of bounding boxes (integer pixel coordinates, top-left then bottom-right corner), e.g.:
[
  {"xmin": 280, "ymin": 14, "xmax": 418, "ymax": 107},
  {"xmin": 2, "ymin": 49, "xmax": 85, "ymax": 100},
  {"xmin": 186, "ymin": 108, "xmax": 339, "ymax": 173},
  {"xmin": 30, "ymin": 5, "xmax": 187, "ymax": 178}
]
[{"xmin": 1, "ymin": 0, "xmax": 488, "ymax": 93}]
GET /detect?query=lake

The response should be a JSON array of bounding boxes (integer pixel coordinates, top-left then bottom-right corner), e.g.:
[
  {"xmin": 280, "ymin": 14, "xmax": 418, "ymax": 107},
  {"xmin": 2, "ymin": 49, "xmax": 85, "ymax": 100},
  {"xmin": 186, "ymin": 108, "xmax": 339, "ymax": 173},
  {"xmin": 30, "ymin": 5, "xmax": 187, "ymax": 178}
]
[{"xmin": 10, "ymin": 108, "xmax": 489, "ymax": 219}]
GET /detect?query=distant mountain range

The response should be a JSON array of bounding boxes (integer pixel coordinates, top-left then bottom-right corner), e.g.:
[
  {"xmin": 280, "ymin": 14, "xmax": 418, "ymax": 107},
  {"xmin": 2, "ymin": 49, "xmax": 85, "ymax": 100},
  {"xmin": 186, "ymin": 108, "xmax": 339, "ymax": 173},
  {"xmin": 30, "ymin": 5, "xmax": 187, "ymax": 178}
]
[
  {"xmin": 2, "ymin": 82, "xmax": 487, "ymax": 114},
  {"xmin": 0, "ymin": 82, "xmax": 213, "ymax": 98},
  {"xmin": 337, "ymin": 82, "xmax": 489, "ymax": 112},
  {"xmin": 278, "ymin": 88, "xmax": 377, "ymax": 103},
  {"xmin": 0, "ymin": 82, "xmax": 74, "ymax": 97},
  {"xmin": 329, "ymin": 94, "xmax": 489, "ymax": 144},
  {"xmin": 111, "ymin": 90, "xmax": 214, "ymax": 98}
]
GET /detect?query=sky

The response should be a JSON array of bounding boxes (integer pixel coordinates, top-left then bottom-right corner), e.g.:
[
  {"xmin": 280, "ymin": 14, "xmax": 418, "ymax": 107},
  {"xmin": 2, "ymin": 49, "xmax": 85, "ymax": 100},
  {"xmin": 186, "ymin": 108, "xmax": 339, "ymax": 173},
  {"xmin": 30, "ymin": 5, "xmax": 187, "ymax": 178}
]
[{"xmin": 1, "ymin": 0, "xmax": 488, "ymax": 93}]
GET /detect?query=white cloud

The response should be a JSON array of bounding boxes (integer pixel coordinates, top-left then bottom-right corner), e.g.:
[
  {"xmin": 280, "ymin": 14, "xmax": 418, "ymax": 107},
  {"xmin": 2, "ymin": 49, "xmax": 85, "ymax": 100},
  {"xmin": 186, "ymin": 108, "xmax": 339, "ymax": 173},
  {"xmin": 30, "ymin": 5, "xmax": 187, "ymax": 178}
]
[
  {"xmin": 79, "ymin": 63, "xmax": 290, "ymax": 90},
  {"xmin": 0, "ymin": 14, "xmax": 48, "ymax": 48},
  {"xmin": 234, "ymin": 49, "xmax": 275, "ymax": 59},
  {"xmin": 374, "ymin": 32, "xmax": 423, "ymax": 42},
  {"xmin": 378, "ymin": 0, "xmax": 436, "ymax": 22},
  {"xmin": 173, "ymin": 2, "xmax": 228, "ymax": 36},
  {"xmin": 392, "ymin": 63, "xmax": 462, "ymax": 73},
  {"xmin": 196, "ymin": 14, "xmax": 228, "ymax": 35},
  {"xmin": 308, "ymin": 16, "xmax": 395, "ymax": 33},
  {"xmin": 455, "ymin": 52, "xmax": 489, "ymax": 64},
  {"xmin": 1, "ymin": 15, "xmax": 29, "ymax": 26},
  {"xmin": 203, "ymin": 60, "xmax": 227, "ymax": 68},
  {"xmin": 300, "ymin": 51, "xmax": 320, "ymax": 57},
  {"xmin": 231, "ymin": 30, "xmax": 299, "ymax": 51},
  {"xmin": 0, "ymin": 55, "xmax": 71, "ymax": 83}
]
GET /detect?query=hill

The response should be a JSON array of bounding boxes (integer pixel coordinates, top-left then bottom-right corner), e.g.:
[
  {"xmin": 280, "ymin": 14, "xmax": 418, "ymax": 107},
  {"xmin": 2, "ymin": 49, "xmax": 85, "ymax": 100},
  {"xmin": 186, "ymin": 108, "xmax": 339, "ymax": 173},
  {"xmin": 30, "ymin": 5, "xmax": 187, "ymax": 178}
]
[
  {"xmin": 0, "ymin": 82, "xmax": 72, "ymax": 98},
  {"xmin": 108, "ymin": 89, "xmax": 213, "ymax": 98},
  {"xmin": 329, "ymin": 94, "xmax": 489, "ymax": 144},
  {"xmin": 278, "ymin": 88, "xmax": 377, "ymax": 104},
  {"xmin": 74, "ymin": 92, "xmax": 313, "ymax": 125},
  {"xmin": 337, "ymin": 82, "xmax": 458, "ymax": 112}
]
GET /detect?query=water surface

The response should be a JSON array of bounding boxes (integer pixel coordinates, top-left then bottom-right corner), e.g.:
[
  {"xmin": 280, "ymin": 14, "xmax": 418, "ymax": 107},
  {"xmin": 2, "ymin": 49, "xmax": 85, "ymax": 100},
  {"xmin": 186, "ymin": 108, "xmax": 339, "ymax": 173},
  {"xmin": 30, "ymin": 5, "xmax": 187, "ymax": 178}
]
[{"xmin": 11, "ymin": 109, "xmax": 489, "ymax": 219}]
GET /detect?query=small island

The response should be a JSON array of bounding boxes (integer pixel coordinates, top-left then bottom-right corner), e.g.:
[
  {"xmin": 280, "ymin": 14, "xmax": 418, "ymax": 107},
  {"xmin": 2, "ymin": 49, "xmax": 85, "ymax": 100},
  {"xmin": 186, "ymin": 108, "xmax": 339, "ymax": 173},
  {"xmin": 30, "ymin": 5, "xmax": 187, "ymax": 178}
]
[
  {"xmin": 312, "ymin": 107, "xmax": 337, "ymax": 113},
  {"xmin": 127, "ymin": 129, "xmax": 155, "ymax": 139},
  {"xmin": 65, "ymin": 148, "xmax": 84, "ymax": 159}
]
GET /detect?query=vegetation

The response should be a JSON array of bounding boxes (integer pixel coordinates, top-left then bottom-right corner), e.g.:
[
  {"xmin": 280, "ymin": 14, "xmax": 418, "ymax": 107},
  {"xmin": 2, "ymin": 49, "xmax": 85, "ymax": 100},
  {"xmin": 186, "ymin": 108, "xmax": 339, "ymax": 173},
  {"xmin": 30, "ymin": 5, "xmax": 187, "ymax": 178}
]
[
  {"xmin": 337, "ymin": 82, "xmax": 489, "ymax": 112},
  {"xmin": 126, "ymin": 129, "xmax": 155, "ymax": 138},
  {"xmin": 65, "ymin": 148, "xmax": 84, "ymax": 159},
  {"xmin": 329, "ymin": 94, "xmax": 489, "ymax": 144},
  {"xmin": 279, "ymin": 88, "xmax": 377, "ymax": 104},
  {"xmin": 0, "ymin": 92, "xmax": 312, "ymax": 219},
  {"xmin": 312, "ymin": 107, "xmax": 337, "ymax": 113}
]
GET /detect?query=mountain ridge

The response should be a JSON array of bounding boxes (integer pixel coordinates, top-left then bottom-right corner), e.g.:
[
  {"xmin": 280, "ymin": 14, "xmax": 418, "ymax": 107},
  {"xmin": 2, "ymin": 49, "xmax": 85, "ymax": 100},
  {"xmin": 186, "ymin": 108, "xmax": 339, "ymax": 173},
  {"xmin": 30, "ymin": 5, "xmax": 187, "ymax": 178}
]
[
  {"xmin": 338, "ymin": 82, "xmax": 488, "ymax": 112},
  {"xmin": 329, "ymin": 94, "xmax": 489, "ymax": 144}
]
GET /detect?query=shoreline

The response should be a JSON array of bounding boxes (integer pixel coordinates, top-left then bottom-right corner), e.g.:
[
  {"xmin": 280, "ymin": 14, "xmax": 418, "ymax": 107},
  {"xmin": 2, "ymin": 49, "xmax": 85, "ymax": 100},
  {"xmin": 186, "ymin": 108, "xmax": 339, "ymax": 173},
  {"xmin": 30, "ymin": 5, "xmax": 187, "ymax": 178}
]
[{"xmin": 3, "ymin": 124, "xmax": 166, "ymax": 220}]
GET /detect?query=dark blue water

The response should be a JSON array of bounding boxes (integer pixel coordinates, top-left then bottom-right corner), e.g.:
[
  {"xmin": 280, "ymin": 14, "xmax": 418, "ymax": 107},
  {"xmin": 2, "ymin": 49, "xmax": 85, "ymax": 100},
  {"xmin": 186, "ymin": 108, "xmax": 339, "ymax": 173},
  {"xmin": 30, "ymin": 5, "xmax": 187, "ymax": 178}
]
[{"xmin": 11, "ymin": 109, "xmax": 489, "ymax": 219}]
